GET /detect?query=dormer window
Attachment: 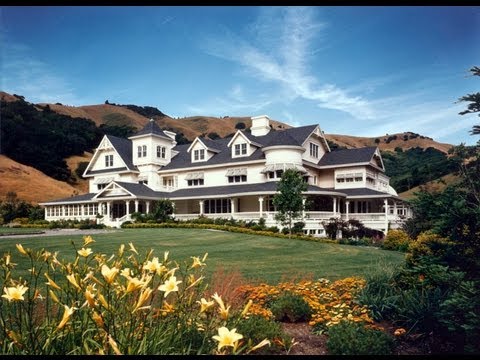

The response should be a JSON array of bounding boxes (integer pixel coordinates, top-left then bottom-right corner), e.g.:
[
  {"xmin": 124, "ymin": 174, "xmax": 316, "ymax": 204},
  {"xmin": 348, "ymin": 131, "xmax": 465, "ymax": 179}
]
[
  {"xmin": 105, "ymin": 155, "xmax": 113, "ymax": 167},
  {"xmin": 194, "ymin": 149, "xmax": 205, "ymax": 161},
  {"xmin": 138, "ymin": 145, "xmax": 147, "ymax": 158},
  {"xmin": 309, "ymin": 143, "xmax": 319, "ymax": 158},
  {"xmin": 157, "ymin": 145, "xmax": 166, "ymax": 159},
  {"xmin": 234, "ymin": 143, "xmax": 247, "ymax": 156}
]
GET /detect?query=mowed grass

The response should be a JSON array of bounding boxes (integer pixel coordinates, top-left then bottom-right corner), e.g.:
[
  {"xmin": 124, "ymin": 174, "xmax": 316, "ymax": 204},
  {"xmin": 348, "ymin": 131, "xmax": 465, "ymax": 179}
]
[
  {"xmin": 0, "ymin": 227, "xmax": 44, "ymax": 235},
  {"xmin": 0, "ymin": 228, "xmax": 405, "ymax": 284}
]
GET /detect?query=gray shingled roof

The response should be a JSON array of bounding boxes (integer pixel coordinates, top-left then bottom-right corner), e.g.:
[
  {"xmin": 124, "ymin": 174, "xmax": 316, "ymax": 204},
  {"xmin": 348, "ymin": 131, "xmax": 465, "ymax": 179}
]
[
  {"xmin": 337, "ymin": 188, "xmax": 392, "ymax": 197},
  {"xmin": 168, "ymin": 181, "xmax": 341, "ymax": 199},
  {"xmin": 41, "ymin": 193, "xmax": 97, "ymax": 204},
  {"xmin": 106, "ymin": 135, "xmax": 136, "ymax": 170},
  {"xmin": 114, "ymin": 181, "xmax": 169, "ymax": 198},
  {"xmin": 161, "ymin": 125, "xmax": 319, "ymax": 171},
  {"xmin": 317, "ymin": 147, "xmax": 377, "ymax": 167},
  {"xmin": 132, "ymin": 119, "xmax": 171, "ymax": 139}
]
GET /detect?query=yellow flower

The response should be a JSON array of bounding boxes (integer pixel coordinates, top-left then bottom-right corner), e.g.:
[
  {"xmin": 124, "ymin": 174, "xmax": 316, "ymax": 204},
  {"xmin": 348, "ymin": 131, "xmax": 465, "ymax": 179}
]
[
  {"xmin": 92, "ymin": 311, "xmax": 105, "ymax": 328},
  {"xmin": 120, "ymin": 267, "xmax": 132, "ymax": 278},
  {"xmin": 44, "ymin": 273, "xmax": 61, "ymax": 290},
  {"xmin": 126, "ymin": 276, "xmax": 145, "ymax": 293},
  {"xmin": 212, "ymin": 292, "xmax": 230, "ymax": 320},
  {"xmin": 118, "ymin": 244, "xmax": 125, "ymax": 257},
  {"xmin": 84, "ymin": 285, "xmax": 96, "ymax": 308},
  {"xmin": 101, "ymin": 264, "xmax": 119, "ymax": 284},
  {"xmin": 16, "ymin": 244, "xmax": 28, "ymax": 255},
  {"xmin": 158, "ymin": 276, "xmax": 182, "ymax": 297},
  {"xmin": 66, "ymin": 274, "xmax": 81, "ymax": 290},
  {"xmin": 2, "ymin": 284, "xmax": 28, "ymax": 302},
  {"xmin": 394, "ymin": 328, "xmax": 407, "ymax": 336},
  {"xmin": 190, "ymin": 255, "xmax": 206, "ymax": 269},
  {"xmin": 197, "ymin": 297, "xmax": 215, "ymax": 313},
  {"xmin": 143, "ymin": 257, "xmax": 166, "ymax": 275},
  {"xmin": 49, "ymin": 289, "xmax": 60, "ymax": 303},
  {"xmin": 164, "ymin": 250, "xmax": 169, "ymax": 262},
  {"xmin": 57, "ymin": 305, "xmax": 76, "ymax": 330},
  {"xmin": 241, "ymin": 299, "xmax": 253, "ymax": 317},
  {"xmin": 248, "ymin": 339, "xmax": 271, "ymax": 353},
  {"xmin": 97, "ymin": 292, "xmax": 109, "ymax": 309},
  {"xmin": 186, "ymin": 275, "xmax": 204, "ymax": 290},
  {"xmin": 83, "ymin": 235, "xmax": 95, "ymax": 246},
  {"xmin": 212, "ymin": 327, "xmax": 243, "ymax": 351},
  {"xmin": 108, "ymin": 334, "xmax": 122, "ymax": 355},
  {"xmin": 77, "ymin": 248, "xmax": 93, "ymax": 257},
  {"xmin": 133, "ymin": 287, "xmax": 153, "ymax": 313},
  {"xmin": 128, "ymin": 242, "xmax": 138, "ymax": 255}
]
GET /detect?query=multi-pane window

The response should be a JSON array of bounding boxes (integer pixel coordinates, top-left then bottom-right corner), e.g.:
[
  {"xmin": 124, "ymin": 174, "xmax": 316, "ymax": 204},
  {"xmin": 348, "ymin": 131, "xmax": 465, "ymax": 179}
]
[
  {"xmin": 204, "ymin": 199, "xmax": 231, "ymax": 214},
  {"xmin": 105, "ymin": 154, "xmax": 113, "ymax": 167},
  {"xmin": 138, "ymin": 145, "xmax": 147, "ymax": 158},
  {"xmin": 187, "ymin": 179, "xmax": 204, "ymax": 186},
  {"xmin": 309, "ymin": 143, "xmax": 319, "ymax": 158},
  {"xmin": 193, "ymin": 149, "xmax": 205, "ymax": 161},
  {"xmin": 97, "ymin": 183, "xmax": 107, "ymax": 190},
  {"xmin": 157, "ymin": 145, "xmax": 166, "ymax": 159},
  {"xmin": 142, "ymin": 145, "xmax": 147, "ymax": 157},
  {"xmin": 234, "ymin": 143, "xmax": 247, "ymax": 156},
  {"xmin": 228, "ymin": 175, "xmax": 247, "ymax": 183},
  {"xmin": 137, "ymin": 146, "xmax": 142, "ymax": 158}
]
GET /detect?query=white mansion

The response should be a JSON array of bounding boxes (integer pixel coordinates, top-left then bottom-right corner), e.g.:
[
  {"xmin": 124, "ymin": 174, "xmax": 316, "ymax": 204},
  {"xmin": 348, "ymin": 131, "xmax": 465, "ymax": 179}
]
[{"xmin": 41, "ymin": 116, "xmax": 411, "ymax": 235}]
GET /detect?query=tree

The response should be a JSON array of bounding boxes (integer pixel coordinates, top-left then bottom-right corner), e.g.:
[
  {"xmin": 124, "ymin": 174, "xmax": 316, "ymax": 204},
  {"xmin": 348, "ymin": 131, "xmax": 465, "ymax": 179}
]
[
  {"xmin": 272, "ymin": 169, "xmax": 308, "ymax": 237},
  {"xmin": 457, "ymin": 66, "xmax": 480, "ymax": 135},
  {"xmin": 152, "ymin": 199, "xmax": 174, "ymax": 223}
]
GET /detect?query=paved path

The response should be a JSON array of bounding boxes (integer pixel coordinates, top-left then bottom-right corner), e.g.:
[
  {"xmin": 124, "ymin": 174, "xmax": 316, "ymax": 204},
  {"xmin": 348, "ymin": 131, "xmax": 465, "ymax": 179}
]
[{"xmin": 0, "ymin": 229, "xmax": 120, "ymax": 239}]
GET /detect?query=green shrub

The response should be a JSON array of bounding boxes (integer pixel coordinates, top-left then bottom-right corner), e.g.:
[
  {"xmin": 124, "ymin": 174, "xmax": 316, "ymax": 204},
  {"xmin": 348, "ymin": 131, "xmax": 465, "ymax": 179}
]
[
  {"xmin": 326, "ymin": 320, "xmax": 394, "ymax": 355},
  {"xmin": 406, "ymin": 231, "xmax": 456, "ymax": 267},
  {"xmin": 236, "ymin": 315, "xmax": 289, "ymax": 354},
  {"xmin": 266, "ymin": 226, "xmax": 279, "ymax": 233},
  {"xmin": 382, "ymin": 229, "xmax": 412, "ymax": 251},
  {"xmin": 269, "ymin": 292, "xmax": 311, "ymax": 323}
]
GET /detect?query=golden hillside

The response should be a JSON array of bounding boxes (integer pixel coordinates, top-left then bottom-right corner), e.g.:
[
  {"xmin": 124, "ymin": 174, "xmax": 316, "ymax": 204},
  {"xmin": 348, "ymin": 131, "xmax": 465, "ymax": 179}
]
[
  {"xmin": 398, "ymin": 173, "xmax": 460, "ymax": 200},
  {"xmin": 0, "ymin": 155, "xmax": 80, "ymax": 204},
  {"xmin": 325, "ymin": 133, "xmax": 453, "ymax": 154},
  {"xmin": 0, "ymin": 91, "xmax": 21, "ymax": 102}
]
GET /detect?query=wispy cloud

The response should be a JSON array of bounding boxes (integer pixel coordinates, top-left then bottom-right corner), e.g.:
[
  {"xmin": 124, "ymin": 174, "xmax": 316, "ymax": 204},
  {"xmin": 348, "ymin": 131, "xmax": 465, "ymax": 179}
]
[
  {"xmin": 200, "ymin": 7, "xmax": 375, "ymax": 120},
  {"xmin": 1, "ymin": 36, "xmax": 83, "ymax": 105}
]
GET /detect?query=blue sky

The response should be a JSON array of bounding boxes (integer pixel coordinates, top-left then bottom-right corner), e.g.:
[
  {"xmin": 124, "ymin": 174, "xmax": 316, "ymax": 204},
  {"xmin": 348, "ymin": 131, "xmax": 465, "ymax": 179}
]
[{"xmin": 1, "ymin": 6, "xmax": 479, "ymax": 145}]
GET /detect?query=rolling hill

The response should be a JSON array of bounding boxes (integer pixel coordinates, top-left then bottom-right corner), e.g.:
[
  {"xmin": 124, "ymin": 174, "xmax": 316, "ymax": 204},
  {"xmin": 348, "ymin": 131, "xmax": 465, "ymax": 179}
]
[{"xmin": 0, "ymin": 91, "xmax": 457, "ymax": 204}]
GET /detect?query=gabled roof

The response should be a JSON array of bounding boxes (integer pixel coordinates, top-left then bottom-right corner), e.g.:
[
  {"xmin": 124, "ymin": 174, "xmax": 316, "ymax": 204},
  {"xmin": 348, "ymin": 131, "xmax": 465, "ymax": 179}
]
[
  {"xmin": 317, "ymin": 147, "xmax": 378, "ymax": 167},
  {"xmin": 160, "ymin": 125, "xmax": 322, "ymax": 171},
  {"xmin": 130, "ymin": 119, "xmax": 171, "ymax": 140},
  {"xmin": 114, "ymin": 181, "xmax": 169, "ymax": 198},
  {"xmin": 187, "ymin": 137, "xmax": 221, "ymax": 153},
  {"xmin": 106, "ymin": 135, "xmax": 136, "ymax": 170},
  {"xmin": 40, "ymin": 193, "xmax": 97, "ymax": 205}
]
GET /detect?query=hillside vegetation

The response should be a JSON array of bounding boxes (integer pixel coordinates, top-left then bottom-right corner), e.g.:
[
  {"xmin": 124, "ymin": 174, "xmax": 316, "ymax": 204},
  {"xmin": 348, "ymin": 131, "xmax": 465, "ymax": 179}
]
[{"xmin": 0, "ymin": 91, "xmax": 457, "ymax": 203}]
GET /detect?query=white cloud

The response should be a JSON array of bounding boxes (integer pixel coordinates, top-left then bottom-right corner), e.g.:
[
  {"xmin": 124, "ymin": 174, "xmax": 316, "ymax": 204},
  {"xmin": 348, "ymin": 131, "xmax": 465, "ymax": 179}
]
[{"xmin": 1, "ymin": 38, "xmax": 83, "ymax": 105}]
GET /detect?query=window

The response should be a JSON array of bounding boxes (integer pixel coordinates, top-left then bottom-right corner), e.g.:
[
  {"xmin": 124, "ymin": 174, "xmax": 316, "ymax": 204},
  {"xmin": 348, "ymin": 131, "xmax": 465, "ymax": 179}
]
[
  {"xmin": 194, "ymin": 149, "xmax": 205, "ymax": 161},
  {"xmin": 157, "ymin": 146, "xmax": 166, "ymax": 159},
  {"xmin": 142, "ymin": 145, "xmax": 147, "ymax": 157},
  {"xmin": 105, "ymin": 155, "xmax": 113, "ymax": 167},
  {"xmin": 187, "ymin": 179, "xmax": 204, "ymax": 186},
  {"xmin": 228, "ymin": 175, "xmax": 247, "ymax": 183},
  {"xmin": 234, "ymin": 143, "xmax": 247, "ymax": 156},
  {"xmin": 97, "ymin": 183, "xmax": 107, "ymax": 190},
  {"xmin": 204, "ymin": 199, "xmax": 231, "ymax": 214},
  {"xmin": 137, "ymin": 146, "xmax": 142, "ymax": 158},
  {"xmin": 309, "ymin": 143, "xmax": 319, "ymax": 158}
]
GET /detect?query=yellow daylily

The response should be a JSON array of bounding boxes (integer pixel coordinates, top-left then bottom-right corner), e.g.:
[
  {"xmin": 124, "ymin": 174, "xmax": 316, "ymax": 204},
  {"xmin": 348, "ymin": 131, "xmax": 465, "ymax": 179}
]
[
  {"xmin": 92, "ymin": 311, "xmax": 105, "ymax": 328},
  {"xmin": 66, "ymin": 274, "xmax": 81, "ymax": 290},
  {"xmin": 143, "ymin": 257, "xmax": 166, "ymax": 275},
  {"xmin": 158, "ymin": 276, "xmax": 182, "ymax": 297},
  {"xmin": 125, "ymin": 276, "xmax": 145, "ymax": 293},
  {"xmin": 128, "ymin": 242, "xmax": 138, "ymax": 255},
  {"xmin": 15, "ymin": 244, "xmax": 28, "ymax": 255},
  {"xmin": 190, "ymin": 255, "xmax": 206, "ymax": 269},
  {"xmin": 133, "ymin": 287, "xmax": 153, "ymax": 313},
  {"xmin": 120, "ymin": 267, "xmax": 132, "ymax": 278},
  {"xmin": 118, "ymin": 244, "xmax": 125, "ymax": 257},
  {"xmin": 83, "ymin": 235, "xmax": 95, "ymax": 246},
  {"xmin": 248, "ymin": 339, "xmax": 271, "ymax": 353},
  {"xmin": 101, "ymin": 264, "xmax": 119, "ymax": 284},
  {"xmin": 57, "ymin": 305, "xmax": 76, "ymax": 330},
  {"xmin": 44, "ymin": 273, "xmax": 61, "ymax": 290},
  {"xmin": 2, "ymin": 284, "xmax": 28, "ymax": 302},
  {"xmin": 212, "ymin": 327, "xmax": 243, "ymax": 351},
  {"xmin": 197, "ymin": 298, "xmax": 215, "ymax": 313},
  {"xmin": 241, "ymin": 299, "xmax": 253, "ymax": 317},
  {"xmin": 108, "ymin": 334, "xmax": 122, "ymax": 355},
  {"xmin": 77, "ymin": 247, "xmax": 93, "ymax": 257},
  {"xmin": 212, "ymin": 292, "xmax": 230, "ymax": 320},
  {"xmin": 84, "ymin": 285, "xmax": 97, "ymax": 308}
]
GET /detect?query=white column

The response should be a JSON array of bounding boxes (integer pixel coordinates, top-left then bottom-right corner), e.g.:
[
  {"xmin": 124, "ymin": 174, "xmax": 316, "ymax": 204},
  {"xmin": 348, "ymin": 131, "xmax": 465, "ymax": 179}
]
[
  {"xmin": 62, "ymin": 205, "xmax": 66, "ymax": 218},
  {"xmin": 199, "ymin": 200, "xmax": 204, "ymax": 215},
  {"xmin": 258, "ymin": 196, "xmax": 264, "ymax": 217},
  {"xmin": 333, "ymin": 198, "xmax": 337, "ymax": 217},
  {"xmin": 107, "ymin": 202, "xmax": 111, "ymax": 219},
  {"xmin": 346, "ymin": 200, "xmax": 350, "ymax": 221},
  {"xmin": 354, "ymin": 201, "xmax": 358, "ymax": 214},
  {"xmin": 134, "ymin": 200, "xmax": 139, "ymax": 213},
  {"xmin": 125, "ymin": 200, "xmax": 130, "ymax": 216},
  {"xmin": 146, "ymin": 201, "xmax": 150, "ymax": 214},
  {"xmin": 384, "ymin": 198, "xmax": 389, "ymax": 234},
  {"xmin": 230, "ymin": 198, "xmax": 236, "ymax": 216},
  {"xmin": 171, "ymin": 201, "xmax": 176, "ymax": 217},
  {"xmin": 394, "ymin": 202, "xmax": 398, "ymax": 217},
  {"xmin": 302, "ymin": 197, "xmax": 306, "ymax": 219}
]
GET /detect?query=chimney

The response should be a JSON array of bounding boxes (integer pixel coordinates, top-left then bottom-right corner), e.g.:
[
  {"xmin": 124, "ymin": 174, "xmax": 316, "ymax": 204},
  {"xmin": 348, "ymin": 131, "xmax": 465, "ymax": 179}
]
[{"xmin": 250, "ymin": 115, "xmax": 271, "ymax": 136}]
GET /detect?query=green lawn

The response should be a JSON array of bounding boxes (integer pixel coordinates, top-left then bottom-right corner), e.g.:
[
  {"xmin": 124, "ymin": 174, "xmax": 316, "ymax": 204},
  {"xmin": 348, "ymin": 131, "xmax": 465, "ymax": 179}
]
[
  {"xmin": 0, "ymin": 228, "xmax": 405, "ymax": 284},
  {"xmin": 0, "ymin": 227, "xmax": 45, "ymax": 235}
]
